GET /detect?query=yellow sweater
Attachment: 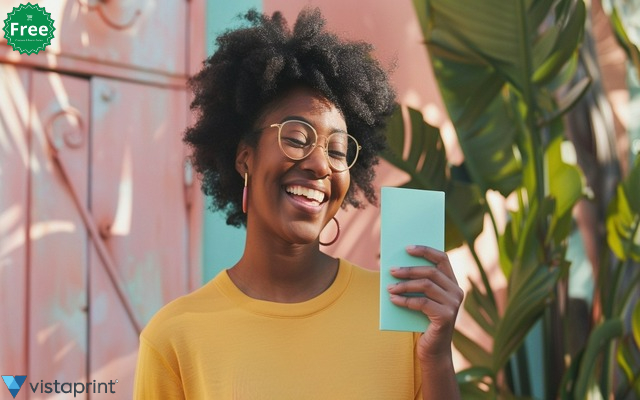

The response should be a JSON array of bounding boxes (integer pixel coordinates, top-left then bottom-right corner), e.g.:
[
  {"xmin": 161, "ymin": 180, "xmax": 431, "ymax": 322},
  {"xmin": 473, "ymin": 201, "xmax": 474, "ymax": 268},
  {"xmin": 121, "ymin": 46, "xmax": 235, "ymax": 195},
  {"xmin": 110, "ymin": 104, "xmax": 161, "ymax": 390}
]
[{"xmin": 134, "ymin": 259, "xmax": 422, "ymax": 399}]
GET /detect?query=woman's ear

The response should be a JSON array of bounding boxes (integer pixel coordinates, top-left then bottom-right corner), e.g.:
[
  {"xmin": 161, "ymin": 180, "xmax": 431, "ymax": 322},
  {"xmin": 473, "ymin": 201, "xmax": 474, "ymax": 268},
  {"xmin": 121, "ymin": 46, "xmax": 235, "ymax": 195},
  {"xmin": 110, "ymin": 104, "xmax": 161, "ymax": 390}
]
[{"xmin": 235, "ymin": 141, "xmax": 252, "ymax": 176}]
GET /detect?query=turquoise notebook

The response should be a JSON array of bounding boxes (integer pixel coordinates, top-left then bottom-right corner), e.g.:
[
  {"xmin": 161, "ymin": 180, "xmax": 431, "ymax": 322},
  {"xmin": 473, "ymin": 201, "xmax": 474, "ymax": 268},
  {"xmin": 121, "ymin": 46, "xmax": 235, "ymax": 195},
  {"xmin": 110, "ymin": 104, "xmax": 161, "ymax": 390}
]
[{"xmin": 379, "ymin": 187, "xmax": 445, "ymax": 332}]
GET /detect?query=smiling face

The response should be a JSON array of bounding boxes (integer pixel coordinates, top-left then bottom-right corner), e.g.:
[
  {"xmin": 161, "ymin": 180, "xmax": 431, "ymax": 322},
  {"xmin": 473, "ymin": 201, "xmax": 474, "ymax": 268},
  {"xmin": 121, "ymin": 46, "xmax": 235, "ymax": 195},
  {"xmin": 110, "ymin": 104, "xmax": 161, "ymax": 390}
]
[{"xmin": 236, "ymin": 87, "xmax": 351, "ymax": 245}]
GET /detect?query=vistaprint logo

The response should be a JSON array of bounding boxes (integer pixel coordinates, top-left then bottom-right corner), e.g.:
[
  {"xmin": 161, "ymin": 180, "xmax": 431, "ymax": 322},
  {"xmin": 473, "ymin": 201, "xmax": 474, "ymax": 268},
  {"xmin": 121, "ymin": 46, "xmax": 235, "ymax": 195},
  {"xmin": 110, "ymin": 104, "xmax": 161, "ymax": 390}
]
[
  {"xmin": 1, "ymin": 376, "xmax": 26, "ymax": 398},
  {"xmin": 2, "ymin": 375, "xmax": 119, "ymax": 398}
]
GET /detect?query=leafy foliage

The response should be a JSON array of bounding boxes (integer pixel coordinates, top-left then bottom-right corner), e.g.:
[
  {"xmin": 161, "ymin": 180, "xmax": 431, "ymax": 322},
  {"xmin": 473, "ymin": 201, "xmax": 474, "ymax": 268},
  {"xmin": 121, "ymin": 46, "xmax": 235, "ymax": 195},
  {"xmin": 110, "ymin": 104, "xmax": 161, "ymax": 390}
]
[
  {"xmin": 380, "ymin": 0, "xmax": 640, "ymax": 397},
  {"xmin": 606, "ymin": 156, "xmax": 640, "ymax": 262},
  {"xmin": 602, "ymin": 0, "xmax": 640, "ymax": 79}
]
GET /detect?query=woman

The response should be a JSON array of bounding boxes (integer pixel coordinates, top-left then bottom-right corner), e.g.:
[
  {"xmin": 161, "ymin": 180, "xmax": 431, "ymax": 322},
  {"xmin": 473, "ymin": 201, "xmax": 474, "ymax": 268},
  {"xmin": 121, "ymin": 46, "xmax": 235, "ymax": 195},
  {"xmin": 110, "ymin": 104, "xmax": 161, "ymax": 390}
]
[{"xmin": 134, "ymin": 8, "xmax": 463, "ymax": 399}]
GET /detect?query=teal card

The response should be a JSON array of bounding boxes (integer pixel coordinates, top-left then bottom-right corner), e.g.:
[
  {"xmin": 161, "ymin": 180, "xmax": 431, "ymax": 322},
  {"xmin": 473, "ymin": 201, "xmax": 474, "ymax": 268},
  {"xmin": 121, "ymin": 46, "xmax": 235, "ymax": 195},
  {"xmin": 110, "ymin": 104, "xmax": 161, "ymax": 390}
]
[{"xmin": 379, "ymin": 187, "xmax": 444, "ymax": 332}]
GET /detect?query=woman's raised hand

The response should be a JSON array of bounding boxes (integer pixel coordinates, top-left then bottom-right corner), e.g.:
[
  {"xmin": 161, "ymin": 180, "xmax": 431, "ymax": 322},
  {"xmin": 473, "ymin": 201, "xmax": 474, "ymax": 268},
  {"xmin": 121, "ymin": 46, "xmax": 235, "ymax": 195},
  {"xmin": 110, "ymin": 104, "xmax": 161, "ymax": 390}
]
[{"xmin": 387, "ymin": 245, "xmax": 464, "ymax": 361}]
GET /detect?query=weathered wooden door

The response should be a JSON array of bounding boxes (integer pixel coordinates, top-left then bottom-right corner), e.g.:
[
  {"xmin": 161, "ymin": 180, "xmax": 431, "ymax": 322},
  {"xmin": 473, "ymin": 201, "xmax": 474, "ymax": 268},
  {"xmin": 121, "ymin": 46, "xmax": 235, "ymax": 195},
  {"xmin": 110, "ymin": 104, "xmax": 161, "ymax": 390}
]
[{"xmin": 1, "ymin": 0, "xmax": 204, "ymax": 398}]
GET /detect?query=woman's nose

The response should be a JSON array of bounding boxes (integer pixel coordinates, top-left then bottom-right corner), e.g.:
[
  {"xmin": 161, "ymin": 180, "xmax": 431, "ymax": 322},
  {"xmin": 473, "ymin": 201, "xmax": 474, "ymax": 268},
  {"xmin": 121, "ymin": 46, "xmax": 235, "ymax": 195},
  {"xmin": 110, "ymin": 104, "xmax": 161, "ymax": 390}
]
[{"xmin": 300, "ymin": 139, "xmax": 332, "ymax": 177}]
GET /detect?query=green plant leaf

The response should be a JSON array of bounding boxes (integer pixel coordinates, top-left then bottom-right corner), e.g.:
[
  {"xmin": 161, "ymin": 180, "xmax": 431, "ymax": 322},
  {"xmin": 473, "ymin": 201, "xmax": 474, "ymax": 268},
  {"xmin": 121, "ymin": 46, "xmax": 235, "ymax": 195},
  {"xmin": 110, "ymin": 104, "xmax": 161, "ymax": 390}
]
[
  {"xmin": 382, "ymin": 106, "xmax": 447, "ymax": 191},
  {"xmin": 559, "ymin": 346, "xmax": 583, "ymax": 398},
  {"xmin": 602, "ymin": 2, "xmax": 640, "ymax": 79},
  {"xmin": 574, "ymin": 319, "xmax": 624, "ymax": 400},
  {"xmin": 456, "ymin": 367, "xmax": 496, "ymax": 399},
  {"xmin": 493, "ymin": 264, "xmax": 560, "ymax": 371},
  {"xmin": 464, "ymin": 280, "xmax": 499, "ymax": 336},
  {"xmin": 508, "ymin": 198, "xmax": 543, "ymax": 278},
  {"xmin": 453, "ymin": 330, "xmax": 492, "ymax": 369},
  {"xmin": 457, "ymin": 382, "xmax": 496, "ymax": 400},
  {"xmin": 409, "ymin": 0, "xmax": 595, "ymax": 396},
  {"xmin": 429, "ymin": 54, "xmax": 523, "ymax": 197},
  {"xmin": 382, "ymin": 105, "xmax": 485, "ymax": 250},
  {"xmin": 498, "ymin": 218, "xmax": 516, "ymax": 278},
  {"xmin": 543, "ymin": 75, "xmax": 591, "ymax": 124},
  {"xmin": 606, "ymin": 155, "xmax": 640, "ymax": 261},
  {"xmin": 616, "ymin": 336, "xmax": 640, "ymax": 390},
  {"xmin": 493, "ymin": 200, "xmax": 566, "ymax": 371},
  {"xmin": 532, "ymin": 0, "xmax": 586, "ymax": 85},
  {"xmin": 545, "ymin": 137, "xmax": 585, "ymax": 243},
  {"xmin": 442, "ymin": 179, "xmax": 486, "ymax": 251},
  {"xmin": 633, "ymin": 300, "xmax": 640, "ymax": 349},
  {"xmin": 415, "ymin": 0, "xmax": 586, "ymax": 201},
  {"xmin": 620, "ymin": 155, "xmax": 640, "ymax": 215},
  {"xmin": 416, "ymin": 0, "xmax": 534, "ymax": 196}
]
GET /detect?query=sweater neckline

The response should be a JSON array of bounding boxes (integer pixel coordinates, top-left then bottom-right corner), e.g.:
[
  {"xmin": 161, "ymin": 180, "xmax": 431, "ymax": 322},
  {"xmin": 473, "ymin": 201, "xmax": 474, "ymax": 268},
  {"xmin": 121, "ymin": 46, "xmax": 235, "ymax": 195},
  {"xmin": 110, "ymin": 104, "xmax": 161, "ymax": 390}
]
[{"xmin": 215, "ymin": 258, "xmax": 352, "ymax": 318}]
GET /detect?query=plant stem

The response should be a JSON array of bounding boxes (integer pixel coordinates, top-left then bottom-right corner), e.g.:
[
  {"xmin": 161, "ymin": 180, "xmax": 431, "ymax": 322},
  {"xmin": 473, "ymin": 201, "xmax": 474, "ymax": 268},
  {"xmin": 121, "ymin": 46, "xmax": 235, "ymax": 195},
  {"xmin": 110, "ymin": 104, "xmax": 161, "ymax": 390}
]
[
  {"xmin": 469, "ymin": 242, "xmax": 497, "ymax": 306},
  {"xmin": 619, "ymin": 269, "xmax": 640, "ymax": 317},
  {"xmin": 474, "ymin": 197, "xmax": 499, "ymax": 308},
  {"xmin": 599, "ymin": 340, "xmax": 617, "ymax": 399},
  {"xmin": 515, "ymin": 342, "xmax": 532, "ymax": 396},
  {"xmin": 546, "ymin": 285, "xmax": 566, "ymax": 399}
]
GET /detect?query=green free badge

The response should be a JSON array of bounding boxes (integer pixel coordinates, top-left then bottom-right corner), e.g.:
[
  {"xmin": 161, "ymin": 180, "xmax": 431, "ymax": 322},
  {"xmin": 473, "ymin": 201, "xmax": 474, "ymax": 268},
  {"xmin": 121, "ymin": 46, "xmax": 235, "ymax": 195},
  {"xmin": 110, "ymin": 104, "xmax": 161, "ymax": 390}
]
[{"xmin": 3, "ymin": 2, "xmax": 55, "ymax": 55}]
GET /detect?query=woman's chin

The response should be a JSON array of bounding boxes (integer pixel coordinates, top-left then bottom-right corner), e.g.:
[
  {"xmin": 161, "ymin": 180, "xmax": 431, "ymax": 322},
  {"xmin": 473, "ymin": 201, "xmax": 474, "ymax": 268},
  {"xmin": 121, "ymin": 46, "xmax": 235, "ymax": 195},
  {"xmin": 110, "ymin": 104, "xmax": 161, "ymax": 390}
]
[{"xmin": 282, "ymin": 224, "xmax": 322, "ymax": 245}]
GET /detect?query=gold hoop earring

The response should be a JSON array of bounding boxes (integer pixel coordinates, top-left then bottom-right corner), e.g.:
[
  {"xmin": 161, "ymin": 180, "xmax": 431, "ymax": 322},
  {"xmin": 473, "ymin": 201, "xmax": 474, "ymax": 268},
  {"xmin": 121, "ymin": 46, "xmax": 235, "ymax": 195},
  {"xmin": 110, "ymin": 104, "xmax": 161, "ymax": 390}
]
[
  {"xmin": 242, "ymin": 172, "xmax": 248, "ymax": 214},
  {"xmin": 319, "ymin": 217, "xmax": 340, "ymax": 246}
]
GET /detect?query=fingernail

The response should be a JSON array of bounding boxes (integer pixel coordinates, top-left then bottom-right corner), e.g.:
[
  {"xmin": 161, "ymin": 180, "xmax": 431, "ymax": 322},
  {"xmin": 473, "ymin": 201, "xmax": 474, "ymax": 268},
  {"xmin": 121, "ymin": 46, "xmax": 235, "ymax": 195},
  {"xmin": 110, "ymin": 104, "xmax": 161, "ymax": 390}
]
[
  {"xmin": 405, "ymin": 245, "xmax": 417, "ymax": 250},
  {"xmin": 387, "ymin": 283, "xmax": 396, "ymax": 290}
]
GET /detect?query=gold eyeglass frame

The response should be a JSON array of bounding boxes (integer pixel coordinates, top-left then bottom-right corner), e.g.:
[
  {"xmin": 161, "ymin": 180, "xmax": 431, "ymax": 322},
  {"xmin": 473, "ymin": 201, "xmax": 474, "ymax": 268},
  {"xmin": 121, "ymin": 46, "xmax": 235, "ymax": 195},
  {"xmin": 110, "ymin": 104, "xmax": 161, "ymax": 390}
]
[{"xmin": 268, "ymin": 119, "xmax": 361, "ymax": 172}]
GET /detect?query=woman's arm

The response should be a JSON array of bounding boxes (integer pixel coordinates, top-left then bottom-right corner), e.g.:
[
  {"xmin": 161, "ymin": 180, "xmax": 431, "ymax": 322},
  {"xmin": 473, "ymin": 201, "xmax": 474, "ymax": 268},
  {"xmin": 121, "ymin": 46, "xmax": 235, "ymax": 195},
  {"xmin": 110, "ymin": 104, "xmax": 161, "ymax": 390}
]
[{"xmin": 134, "ymin": 337, "xmax": 185, "ymax": 400}]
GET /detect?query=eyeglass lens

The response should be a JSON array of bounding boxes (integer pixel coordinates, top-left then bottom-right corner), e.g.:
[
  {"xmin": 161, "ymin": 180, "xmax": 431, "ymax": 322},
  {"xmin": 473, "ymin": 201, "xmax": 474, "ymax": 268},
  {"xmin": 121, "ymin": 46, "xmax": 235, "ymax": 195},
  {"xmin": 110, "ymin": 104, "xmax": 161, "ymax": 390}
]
[{"xmin": 278, "ymin": 121, "xmax": 358, "ymax": 171}]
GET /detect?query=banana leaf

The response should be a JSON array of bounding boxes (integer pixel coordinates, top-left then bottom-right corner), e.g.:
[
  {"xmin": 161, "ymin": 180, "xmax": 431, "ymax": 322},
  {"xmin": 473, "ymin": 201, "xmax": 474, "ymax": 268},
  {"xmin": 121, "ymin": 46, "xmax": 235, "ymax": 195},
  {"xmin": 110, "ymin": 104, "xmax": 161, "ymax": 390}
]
[
  {"xmin": 382, "ymin": 105, "xmax": 485, "ymax": 250},
  {"xmin": 413, "ymin": 0, "xmax": 587, "ymax": 198},
  {"xmin": 464, "ymin": 280, "xmax": 499, "ymax": 336},
  {"xmin": 405, "ymin": 0, "xmax": 598, "ymax": 397},
  {"xmin": 453, "ymin": 330, "xmax": 492, "ymax": 369}
]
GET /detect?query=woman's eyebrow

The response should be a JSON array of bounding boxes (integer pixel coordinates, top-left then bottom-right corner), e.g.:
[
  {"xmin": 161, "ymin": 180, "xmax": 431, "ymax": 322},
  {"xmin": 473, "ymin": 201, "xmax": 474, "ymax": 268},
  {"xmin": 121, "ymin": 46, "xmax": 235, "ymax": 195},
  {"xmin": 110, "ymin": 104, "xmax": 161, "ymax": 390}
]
[
  {"xmin": 280, "ymin": 115, "xmax": 347, "ymax": 134},
  {"xmin": 281, "ymin": 115, "xmax": 311, "ymax": 124}
]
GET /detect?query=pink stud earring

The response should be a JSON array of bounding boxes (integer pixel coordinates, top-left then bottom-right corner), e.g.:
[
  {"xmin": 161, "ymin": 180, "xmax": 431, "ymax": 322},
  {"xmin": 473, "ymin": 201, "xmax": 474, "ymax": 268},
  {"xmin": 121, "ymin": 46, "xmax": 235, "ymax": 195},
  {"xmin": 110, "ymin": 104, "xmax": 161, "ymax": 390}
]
[{"xmin": 242, "ymin": 172, "xmax": 248, "ymax": 214}]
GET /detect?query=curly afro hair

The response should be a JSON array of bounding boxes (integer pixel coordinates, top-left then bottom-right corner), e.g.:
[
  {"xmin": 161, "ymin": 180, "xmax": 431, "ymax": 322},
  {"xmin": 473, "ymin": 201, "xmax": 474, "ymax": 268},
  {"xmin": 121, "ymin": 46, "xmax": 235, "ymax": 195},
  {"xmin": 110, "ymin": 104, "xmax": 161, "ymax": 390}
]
[{"xmin": 184, "ymin": 7, "xmax": 396, "ymax": 227}]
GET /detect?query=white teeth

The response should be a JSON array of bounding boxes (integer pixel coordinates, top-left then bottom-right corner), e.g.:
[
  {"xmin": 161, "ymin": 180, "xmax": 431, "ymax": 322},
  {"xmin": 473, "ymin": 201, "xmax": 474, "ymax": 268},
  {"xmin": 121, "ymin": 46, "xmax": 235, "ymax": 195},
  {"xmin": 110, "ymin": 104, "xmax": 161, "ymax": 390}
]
[{"xmin": 286, "ymin": 185, "xmax": 325, "ymax": 203}]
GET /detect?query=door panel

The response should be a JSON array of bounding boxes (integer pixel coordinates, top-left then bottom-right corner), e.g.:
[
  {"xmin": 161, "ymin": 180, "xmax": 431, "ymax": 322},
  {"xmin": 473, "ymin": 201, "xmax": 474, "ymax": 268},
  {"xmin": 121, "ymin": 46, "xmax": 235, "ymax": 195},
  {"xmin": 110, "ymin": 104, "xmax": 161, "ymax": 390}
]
[
  {"xmin": 29, "ymin": 70, "xmax": 90, "ymax": 399},
  {"xmin": 0, "ymin": 0, "xmax": 203, "ymax": 394},
  {"xmin": 89, "ymin": 77, "xmax": 190, "ymax": 396},
  {"xmin": 0, "ymin": 64, "xmax": 30, "ymax": 377}
]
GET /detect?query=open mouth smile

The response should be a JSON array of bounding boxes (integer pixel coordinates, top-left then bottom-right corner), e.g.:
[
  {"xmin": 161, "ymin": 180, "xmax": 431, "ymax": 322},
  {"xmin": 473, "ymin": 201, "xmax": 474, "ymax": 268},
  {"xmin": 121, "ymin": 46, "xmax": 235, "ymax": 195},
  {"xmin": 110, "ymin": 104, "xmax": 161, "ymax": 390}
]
[{"xmin": 285, "ymin": 185, "xmax": 327, "ymax": 207}]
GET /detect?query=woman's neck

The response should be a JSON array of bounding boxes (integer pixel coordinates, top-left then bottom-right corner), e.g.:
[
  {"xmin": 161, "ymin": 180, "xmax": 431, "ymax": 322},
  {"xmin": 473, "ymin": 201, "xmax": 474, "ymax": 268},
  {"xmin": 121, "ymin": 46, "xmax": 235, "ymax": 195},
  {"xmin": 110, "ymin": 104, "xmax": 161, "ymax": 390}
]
[{"xmin": 228, "ymin": 233, "xmax": 338, "ymax": 303}]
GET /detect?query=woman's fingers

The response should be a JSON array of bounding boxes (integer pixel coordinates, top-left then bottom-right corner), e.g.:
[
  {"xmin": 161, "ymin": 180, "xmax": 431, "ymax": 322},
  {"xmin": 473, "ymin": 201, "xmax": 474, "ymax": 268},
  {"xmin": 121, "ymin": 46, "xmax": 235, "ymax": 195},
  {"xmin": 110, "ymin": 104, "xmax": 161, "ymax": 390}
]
[
  {"xmin": 404, "ymin": 245, "xmax": 458, "ymax": 284},
  {"xmin": 388, "ymin": 293, "xmax": 458, "ymax": 323},
  {"xmin": 386, "ymin": 246, "xmax": 464, "ymax": 320},
  {"xmin": 387, "ymin": 246, "xmax": 464, "ymax": 362},
  {"xmin": 387, "ymin": 276, "xmax": 451, "ymax": 305}
]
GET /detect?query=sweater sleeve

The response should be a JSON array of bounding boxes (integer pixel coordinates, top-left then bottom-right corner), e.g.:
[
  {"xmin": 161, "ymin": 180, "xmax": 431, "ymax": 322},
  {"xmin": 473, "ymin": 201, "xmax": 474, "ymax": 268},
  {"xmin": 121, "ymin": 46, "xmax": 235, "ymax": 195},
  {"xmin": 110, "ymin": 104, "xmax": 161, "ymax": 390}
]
[{"xmin": 133, "ymin": 336, "xmax": 185, "ymax": 400}]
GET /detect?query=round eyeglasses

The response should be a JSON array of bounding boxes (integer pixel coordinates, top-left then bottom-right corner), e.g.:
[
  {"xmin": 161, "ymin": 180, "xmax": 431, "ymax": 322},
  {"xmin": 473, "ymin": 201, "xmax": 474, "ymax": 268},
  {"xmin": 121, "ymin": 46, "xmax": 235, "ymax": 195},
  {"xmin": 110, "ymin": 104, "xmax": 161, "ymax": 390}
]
[{"xmin": 268, "ymin": 120, "xmax": 361, "ymax": 172}]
